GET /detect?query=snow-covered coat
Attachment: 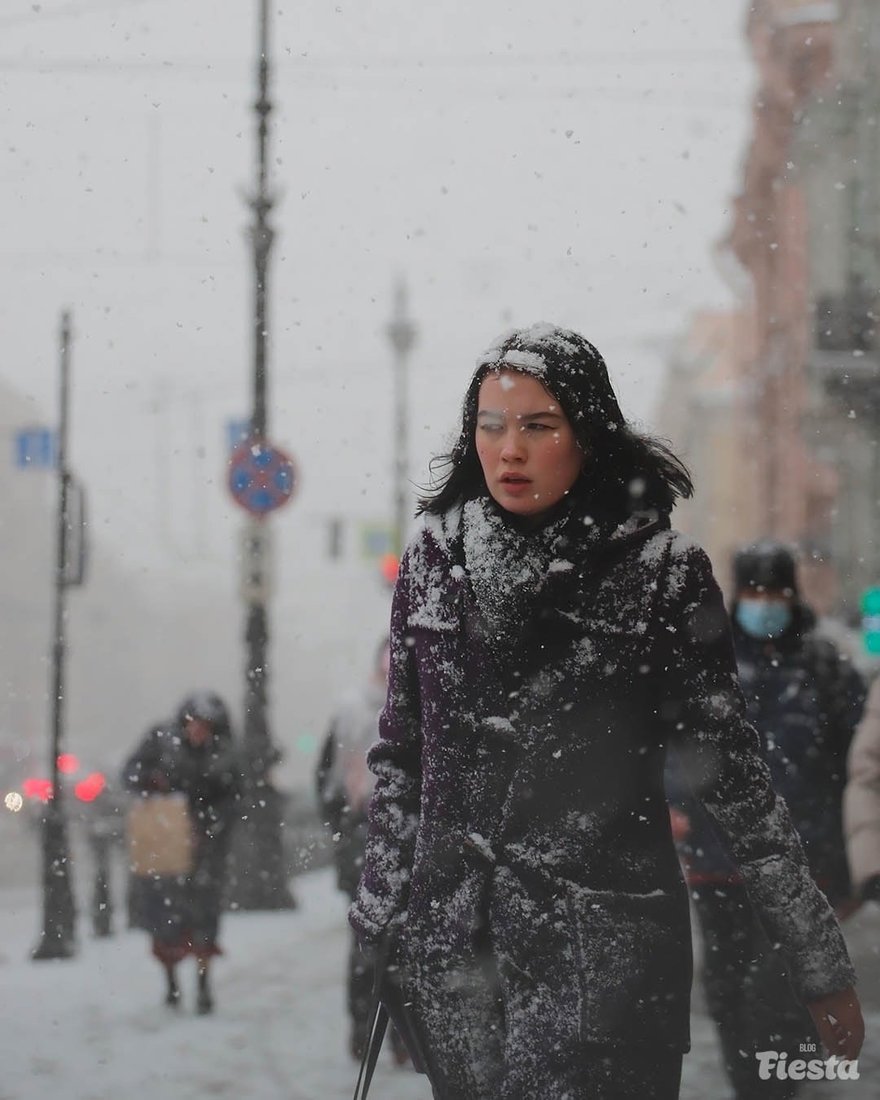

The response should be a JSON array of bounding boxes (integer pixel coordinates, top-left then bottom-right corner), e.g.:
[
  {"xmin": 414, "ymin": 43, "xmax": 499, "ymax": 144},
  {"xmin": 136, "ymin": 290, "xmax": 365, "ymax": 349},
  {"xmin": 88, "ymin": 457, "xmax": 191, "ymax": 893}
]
[
  {"xmin": 845, "ymin": 675, "xmax": 880, "ymax": 896},
  {"xmin": 349, "ymin": 497, "xmax": 855, "ymax": 1058}
]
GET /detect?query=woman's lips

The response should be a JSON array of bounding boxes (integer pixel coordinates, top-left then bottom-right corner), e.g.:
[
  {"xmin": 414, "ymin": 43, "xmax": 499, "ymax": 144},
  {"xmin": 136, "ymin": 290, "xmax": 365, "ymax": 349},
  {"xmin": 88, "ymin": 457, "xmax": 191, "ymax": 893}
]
[{"xmin": 499, "ymin": 476, "xmax": 532, "ymax": 496}]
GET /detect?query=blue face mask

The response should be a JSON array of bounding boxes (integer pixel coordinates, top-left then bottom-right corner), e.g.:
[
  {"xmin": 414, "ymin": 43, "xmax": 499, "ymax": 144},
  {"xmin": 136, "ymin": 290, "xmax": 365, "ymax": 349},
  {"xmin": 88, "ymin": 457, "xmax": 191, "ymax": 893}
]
[{"xmin": 735, "ymin": 599, "xmax": 793, "ymax": 639}]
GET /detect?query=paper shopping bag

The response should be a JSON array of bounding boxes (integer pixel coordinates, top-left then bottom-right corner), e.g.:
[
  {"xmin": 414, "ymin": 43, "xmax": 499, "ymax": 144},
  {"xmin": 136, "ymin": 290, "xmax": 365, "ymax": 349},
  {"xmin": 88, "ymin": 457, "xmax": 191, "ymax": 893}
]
[{"xmin": 127, "ymin": 793, "xmax": 194, "ymax": 876}]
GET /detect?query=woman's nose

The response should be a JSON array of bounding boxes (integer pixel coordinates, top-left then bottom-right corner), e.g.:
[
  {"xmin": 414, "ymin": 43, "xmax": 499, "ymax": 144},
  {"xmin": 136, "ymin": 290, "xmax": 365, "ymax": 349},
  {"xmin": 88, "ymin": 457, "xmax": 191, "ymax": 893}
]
[{"xmin": 500, "ymin": 428, "xmax": 526, "ymax": 461}]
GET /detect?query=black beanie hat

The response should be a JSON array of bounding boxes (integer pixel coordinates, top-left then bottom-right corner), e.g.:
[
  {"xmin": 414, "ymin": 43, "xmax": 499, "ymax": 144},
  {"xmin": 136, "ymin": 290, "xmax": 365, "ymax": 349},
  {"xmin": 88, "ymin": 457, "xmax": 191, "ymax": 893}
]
[
  {"xmin": 472, "ymin": 323, "xmax": 626, "ymax": 441},
  {"xmin": 733, "ymin": 540, "xmax": 798, "ymax": 595}
]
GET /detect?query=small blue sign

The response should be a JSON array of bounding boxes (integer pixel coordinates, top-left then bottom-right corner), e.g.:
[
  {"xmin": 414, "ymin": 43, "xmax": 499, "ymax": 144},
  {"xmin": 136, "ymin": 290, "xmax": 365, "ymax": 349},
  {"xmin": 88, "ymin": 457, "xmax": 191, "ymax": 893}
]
[
  {"xmin": 228, "ymin": 439, "xmax": 297, "ymax": 517},
  {"xmin": 14, "ymin": 428, "xmax": 57, "ymax": 469},
  {"xmin": 226, "ymin": 419, "xmax": 251, "ymax": 453}
]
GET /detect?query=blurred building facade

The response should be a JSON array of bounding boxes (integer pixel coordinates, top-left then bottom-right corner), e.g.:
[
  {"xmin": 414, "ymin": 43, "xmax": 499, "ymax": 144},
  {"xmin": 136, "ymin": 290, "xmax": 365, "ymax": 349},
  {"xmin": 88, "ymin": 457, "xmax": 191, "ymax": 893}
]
[
  {"xmin": 0, "ymin": 380, "xmax": 54, "ymax": 784},
  {"xmin": 656, "ymin": 310, "xmax": 761, "ymax": 594},
  {"xmin": 658, "ymin": 0, "xmax": 880, "ymax": 617}
]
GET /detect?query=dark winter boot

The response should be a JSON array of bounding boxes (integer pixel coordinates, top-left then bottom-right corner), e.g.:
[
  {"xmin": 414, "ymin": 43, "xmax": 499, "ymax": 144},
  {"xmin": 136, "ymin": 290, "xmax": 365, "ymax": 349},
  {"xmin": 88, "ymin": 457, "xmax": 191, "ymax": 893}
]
[
  {"xmin": 196, "ymin": 961, "xmax": 214, "ymax": 1015},
  {"xmin": 164, "ymin": 965, "xmax": 181, "ymax": 1008}
]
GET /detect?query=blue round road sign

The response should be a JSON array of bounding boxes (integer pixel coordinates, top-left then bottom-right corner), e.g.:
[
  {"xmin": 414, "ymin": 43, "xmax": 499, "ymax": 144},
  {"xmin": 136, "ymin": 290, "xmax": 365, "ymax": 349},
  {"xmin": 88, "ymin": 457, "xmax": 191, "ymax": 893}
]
[{"xmin": 228, "ymin": 439, "xmax": 297, "ymax": 517}]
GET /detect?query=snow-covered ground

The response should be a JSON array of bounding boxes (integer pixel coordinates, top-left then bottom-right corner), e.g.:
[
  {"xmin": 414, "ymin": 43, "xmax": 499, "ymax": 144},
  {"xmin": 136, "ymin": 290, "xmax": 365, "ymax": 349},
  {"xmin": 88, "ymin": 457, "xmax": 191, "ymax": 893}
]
[
  {"xmin": 0, "ymin": 860, "xmax": 428, "ymax": 1100},
  {"xmin": 1, "ymin": 819, "xmax": 878, "ymax": 1099}
]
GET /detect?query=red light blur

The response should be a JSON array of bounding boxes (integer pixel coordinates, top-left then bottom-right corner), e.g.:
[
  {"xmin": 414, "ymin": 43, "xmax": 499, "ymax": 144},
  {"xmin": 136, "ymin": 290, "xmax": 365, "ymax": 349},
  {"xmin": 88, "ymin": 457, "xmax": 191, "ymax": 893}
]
[
  {"xmin": 74, "ymin": 772, "xmax": 106, "ymax": 803},
  {"xmin": 22, "ymin": 777, "xmax": 54, "ymax": 802},
  {"xmin": 57, "ymin": 753, "xmax": 80, "ymax": 775},
  {"xmin": 380, "ymin": 553, "xmax": 400, "ymax": 585}
]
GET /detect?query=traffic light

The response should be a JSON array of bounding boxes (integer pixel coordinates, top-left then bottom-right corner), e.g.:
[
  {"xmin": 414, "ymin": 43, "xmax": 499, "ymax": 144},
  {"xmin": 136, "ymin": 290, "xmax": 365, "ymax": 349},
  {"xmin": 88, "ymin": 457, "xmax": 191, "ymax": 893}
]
[{"xmin": 861, "ymin": 587, "xmax": 880, "ymax": 655}]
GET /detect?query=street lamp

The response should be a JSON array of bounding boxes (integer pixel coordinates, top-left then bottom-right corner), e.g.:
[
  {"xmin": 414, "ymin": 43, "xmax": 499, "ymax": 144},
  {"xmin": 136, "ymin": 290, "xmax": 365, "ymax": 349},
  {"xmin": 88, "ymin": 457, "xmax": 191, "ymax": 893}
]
[
  {"xmin": 33, "ymin": 310, "xmax": 78, "ymax": 960},
  {"xmin": 229, "ymin": 0, "xmax": 295, "ymax": 911}
]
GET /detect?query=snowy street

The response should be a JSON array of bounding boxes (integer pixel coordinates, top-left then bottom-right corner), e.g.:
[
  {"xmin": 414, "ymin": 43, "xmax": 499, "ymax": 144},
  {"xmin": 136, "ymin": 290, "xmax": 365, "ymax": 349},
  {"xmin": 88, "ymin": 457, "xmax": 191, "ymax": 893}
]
[
  {"xmin": 2, "ymin": 819, "xmax": 879, "ymax": 1100},
  {"xmin": 0, "ymin": 825, "xmax": 429, "ymax": 1100}
]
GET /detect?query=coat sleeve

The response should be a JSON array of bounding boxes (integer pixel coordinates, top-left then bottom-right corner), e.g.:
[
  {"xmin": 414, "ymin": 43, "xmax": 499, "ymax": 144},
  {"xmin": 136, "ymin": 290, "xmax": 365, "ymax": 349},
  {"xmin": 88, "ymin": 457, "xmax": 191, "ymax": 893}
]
[
  {"xmin": 348, "ymin": 549, "xmax": 423, "ymax": 946},
  {"xmin": 845, "ymin": 676, "xmax": 880, "ymax": 896},
  {"xmin": 120, "ymin": 729, "xmax": 168, "ymax": 793},
  {"xmin": 658, "ymin": 542, "xmax": 856, "ymax": 1002}
]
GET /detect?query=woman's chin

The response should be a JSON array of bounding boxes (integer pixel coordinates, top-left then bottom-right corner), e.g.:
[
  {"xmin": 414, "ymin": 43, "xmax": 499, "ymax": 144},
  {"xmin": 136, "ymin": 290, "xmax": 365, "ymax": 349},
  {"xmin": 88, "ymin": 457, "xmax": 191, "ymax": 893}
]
[
  {"xmin": 490, "ymin": 492, "xmax": 558, "ymax": 522},
  {"xmin": 491, "ymin": 494, "xmax": 534, "ymax": 515}
]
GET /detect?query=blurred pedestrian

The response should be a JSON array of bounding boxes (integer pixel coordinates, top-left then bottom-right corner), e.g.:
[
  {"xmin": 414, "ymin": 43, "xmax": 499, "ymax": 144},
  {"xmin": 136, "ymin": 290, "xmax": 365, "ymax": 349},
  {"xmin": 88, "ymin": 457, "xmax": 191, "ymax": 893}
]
[
  {"xmin": 669, "ymin": 539, "xmax": 865, "ymax": 1099},
  {"xmin": 81, "ymin": 780, "xmax": 126, "ymax": 937},
  {"xmin": 122, "ymin": 693, "xmax": 242, "ymax": 1013},
  {"xmin": 845, "ymin": 674, "xmax": 880, "ymax": 905},
  {"xmin": 316, "ymin": 639, "xmax": 409, "ymax": 1065},
  {"xmin": 348, "ymin": 323, "xmax": 863, "ymax": 1100}
]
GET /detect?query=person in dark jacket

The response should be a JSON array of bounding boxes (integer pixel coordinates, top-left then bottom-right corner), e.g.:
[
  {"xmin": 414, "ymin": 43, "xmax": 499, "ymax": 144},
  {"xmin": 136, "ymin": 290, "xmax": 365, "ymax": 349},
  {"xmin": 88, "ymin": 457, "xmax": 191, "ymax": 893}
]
[
  {"xmin": 122, "ymin": 692, "xmax": 242, "ymax": 1013},
  {"xmin": 669, "ymin": 540, "xmax": 865, "ymax": 1098},
  {"xmin": 348, "ymin": 323, "xmax": 863, "ymax": 1100},
  {"xmin": 316, "ymin": 638, "xmax": 409, "ymax": 1063}
]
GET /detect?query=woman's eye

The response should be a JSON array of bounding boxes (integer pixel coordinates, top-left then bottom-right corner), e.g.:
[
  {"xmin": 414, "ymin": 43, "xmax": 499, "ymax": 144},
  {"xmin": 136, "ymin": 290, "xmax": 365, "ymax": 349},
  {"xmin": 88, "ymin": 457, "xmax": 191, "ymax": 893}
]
[
  {"xmin": 478, "ymin": 422, "xmax": 503, "ymax": 433},
  {"xmin": 525, "ymin": 422, "xmax": 551, "ymax": 432}
]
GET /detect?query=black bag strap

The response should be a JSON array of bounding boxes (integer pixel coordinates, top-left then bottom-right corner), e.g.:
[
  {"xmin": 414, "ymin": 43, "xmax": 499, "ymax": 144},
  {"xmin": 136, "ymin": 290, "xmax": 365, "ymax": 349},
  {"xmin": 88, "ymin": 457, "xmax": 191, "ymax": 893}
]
[{"xmin": 351, "ymin": 998, "xmax": 389, "ymax": 1100}]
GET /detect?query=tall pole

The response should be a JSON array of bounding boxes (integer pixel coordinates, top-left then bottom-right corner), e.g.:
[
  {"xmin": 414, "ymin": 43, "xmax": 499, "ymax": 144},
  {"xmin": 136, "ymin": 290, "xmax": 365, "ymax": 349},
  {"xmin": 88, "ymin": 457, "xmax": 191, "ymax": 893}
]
[
  {"xmin": 231, "ymin": 0, "xmax": 295, "ymax": 910},
  {"xmin": 33, "ymin": 310, "xmax": 77, "ymax": 959},
  {"xmin": 252, "ymin": 0, "xmax": 271, "ymax": 442},
  {"xmin": 387, "ymin": 279, "xmax": 417, "ymax": 556}
]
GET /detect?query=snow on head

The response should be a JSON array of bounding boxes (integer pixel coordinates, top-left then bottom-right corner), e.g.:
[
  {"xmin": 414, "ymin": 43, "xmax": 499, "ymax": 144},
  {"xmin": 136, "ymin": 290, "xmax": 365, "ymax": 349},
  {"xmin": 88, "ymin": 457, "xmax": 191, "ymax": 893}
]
[
  {"xmin": 476, "ymin": 323, "xmax": 582, "ymax": 374},
  {"xmin": 476, "ymin": 328, "xmax": 518, "ymax": 367},
  {"xmin": 501, "ymin": 349, "xmax": 547, "ymax": 375}
]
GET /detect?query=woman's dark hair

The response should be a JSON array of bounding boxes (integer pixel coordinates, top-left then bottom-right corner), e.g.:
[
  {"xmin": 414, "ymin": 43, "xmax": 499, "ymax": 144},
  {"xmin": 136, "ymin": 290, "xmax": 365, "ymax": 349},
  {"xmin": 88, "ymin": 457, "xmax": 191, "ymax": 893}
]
[{"xmin": 416, "ymin": 324, "xmax": 693, "ymax": 520}]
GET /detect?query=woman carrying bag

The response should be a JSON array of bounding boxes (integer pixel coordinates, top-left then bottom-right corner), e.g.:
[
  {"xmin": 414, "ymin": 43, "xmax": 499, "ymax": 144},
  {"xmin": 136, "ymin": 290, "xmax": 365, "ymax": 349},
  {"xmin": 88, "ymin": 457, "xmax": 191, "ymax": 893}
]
[
  {"xmin": 123, "ymin": 692, "xmax": 242, "ymax": 1013},
  {"xmin": 348, "ymin": 323, "xmax": 863, "ymax": 1099}
]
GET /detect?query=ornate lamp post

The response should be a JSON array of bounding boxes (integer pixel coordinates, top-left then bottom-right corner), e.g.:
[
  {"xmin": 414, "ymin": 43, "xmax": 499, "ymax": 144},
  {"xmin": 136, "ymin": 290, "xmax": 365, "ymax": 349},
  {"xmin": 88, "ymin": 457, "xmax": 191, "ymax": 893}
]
[{"xmin": 229, "ymin": 0, "xmax": 295, "ymax": 911}]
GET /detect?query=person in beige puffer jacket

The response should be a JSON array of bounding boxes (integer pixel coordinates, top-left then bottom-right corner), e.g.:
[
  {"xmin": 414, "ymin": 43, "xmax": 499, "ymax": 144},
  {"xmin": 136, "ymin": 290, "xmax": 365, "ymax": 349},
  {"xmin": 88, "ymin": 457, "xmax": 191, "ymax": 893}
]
[{"xmin": 845, "ymin": 675, "xmax": 880, "ymax": 903}]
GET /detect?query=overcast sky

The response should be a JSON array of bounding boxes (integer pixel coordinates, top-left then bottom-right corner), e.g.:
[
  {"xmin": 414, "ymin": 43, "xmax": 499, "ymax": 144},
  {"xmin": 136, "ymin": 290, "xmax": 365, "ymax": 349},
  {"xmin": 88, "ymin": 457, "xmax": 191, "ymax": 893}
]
[{"xmin": 1, "ymin": 0, "xmax": 755, "ymax": 581}]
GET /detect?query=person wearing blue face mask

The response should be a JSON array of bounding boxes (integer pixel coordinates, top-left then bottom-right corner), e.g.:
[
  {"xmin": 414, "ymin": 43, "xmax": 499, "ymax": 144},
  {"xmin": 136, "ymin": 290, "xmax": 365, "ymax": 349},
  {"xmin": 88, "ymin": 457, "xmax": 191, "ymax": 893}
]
[
  {"xmin": 668, "ymin": 540, "xmax": 866, "ymax": 1100},
  {"xmin": 735, "ymin": 592, "xmax": 793, "ymax": 639}
]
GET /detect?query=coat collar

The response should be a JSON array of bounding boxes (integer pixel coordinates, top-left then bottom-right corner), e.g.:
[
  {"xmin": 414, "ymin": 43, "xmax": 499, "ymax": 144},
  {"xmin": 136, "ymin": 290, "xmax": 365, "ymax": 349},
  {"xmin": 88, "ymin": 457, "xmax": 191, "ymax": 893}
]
[{"xmin": 419, "ymin": 496, "xmax": 668, "ymax": 647}]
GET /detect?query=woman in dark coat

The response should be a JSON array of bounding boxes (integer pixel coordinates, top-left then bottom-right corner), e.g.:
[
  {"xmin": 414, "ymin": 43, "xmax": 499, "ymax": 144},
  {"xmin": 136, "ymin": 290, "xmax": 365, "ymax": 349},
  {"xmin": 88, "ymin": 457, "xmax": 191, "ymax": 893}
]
[
  {"xmin": 348, "ymin": 323, "xmax": 863, "ymax": 1099},
  {"xmin": 122, "ymin": 692, "xmax": 242, "ymax": 1013}
]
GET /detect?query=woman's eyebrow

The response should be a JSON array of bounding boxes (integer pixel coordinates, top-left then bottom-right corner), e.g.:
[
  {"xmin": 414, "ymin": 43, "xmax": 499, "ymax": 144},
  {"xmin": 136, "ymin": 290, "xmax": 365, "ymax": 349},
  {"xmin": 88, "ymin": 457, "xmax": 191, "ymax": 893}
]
[{"xmin": 476, "ymin": 409, "xmax": 562, "ymax": 419}]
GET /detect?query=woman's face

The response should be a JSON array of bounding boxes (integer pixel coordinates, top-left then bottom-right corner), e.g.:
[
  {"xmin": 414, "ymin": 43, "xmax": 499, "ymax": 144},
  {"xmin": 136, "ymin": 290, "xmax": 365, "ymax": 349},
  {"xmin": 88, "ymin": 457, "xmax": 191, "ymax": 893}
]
[{"xmin": 476, "ymin": 371, "xmax": 584, "ymax": 518}]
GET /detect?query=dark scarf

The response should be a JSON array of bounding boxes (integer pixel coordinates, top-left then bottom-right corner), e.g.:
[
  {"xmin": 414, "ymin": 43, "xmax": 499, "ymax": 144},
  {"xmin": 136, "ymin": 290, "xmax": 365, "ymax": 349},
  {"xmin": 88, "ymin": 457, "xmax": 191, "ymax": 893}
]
[{"xmin": 458, "ymin": 494, "xmax": 646, "ymax": 650}]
